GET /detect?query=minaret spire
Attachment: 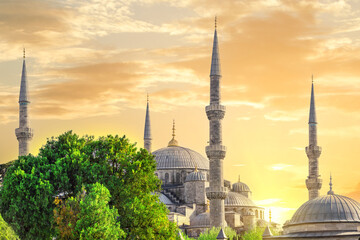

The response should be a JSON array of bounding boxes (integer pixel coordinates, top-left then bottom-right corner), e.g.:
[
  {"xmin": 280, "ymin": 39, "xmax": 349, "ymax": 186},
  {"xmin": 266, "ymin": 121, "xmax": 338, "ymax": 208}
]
[
  {"xmin": 327, "ymin": 173, "xmax": 334, "ymax": 195},
  {"xmin": 143, "ymin": 93, "xmax": 152, "ymax": 152},
  {"xmin": 206, "ymin": 18, "xmax": 227, "ymax": 228},
  {"xmin": 305, "ymin": 77, "xmax": 322, "ymax": 200},
  {"xmin": 15, "ymin": 49, "xmax": 33, "ymax": 156}
]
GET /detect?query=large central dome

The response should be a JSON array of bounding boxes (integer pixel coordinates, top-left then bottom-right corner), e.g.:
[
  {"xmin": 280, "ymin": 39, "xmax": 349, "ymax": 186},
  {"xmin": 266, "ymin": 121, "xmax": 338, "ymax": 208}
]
[
  {"xmin": 153, "ymin": 120, "xmax": 209, "ymax": 171},
  {"xmin": 289, "ymin": 193, "xmax": 360, "ymax": 225},
  {"xmin": 153, "ymin": 145, "xmax": 209, "ymax": 170}
]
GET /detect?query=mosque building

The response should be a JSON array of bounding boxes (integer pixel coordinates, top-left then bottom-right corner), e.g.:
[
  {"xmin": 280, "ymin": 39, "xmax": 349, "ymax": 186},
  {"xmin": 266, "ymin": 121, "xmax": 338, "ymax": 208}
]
[
  {"xmin": 263, "ymin": 81, "xmax": 360, "ymax": 240},
  {"xmin": 8, "ymin": 16, "xmax": 360, "ymax": 240},
  {"xmin": 142, "ymin": 21, "xmax": 271, "ymax": 237}
]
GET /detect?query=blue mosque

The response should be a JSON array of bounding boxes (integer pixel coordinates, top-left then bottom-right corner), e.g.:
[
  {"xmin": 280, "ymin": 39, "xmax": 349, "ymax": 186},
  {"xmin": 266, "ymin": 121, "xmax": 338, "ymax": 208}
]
[{"xmin": 7, "ymin": 19, "xmax": 360, "ymax": 239}]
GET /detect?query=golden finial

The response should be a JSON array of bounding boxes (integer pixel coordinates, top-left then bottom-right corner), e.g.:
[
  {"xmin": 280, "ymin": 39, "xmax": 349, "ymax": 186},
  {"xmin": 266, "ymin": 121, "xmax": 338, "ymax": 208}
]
[
  {"xmin": 23, "ymin": 48, "xmax": 25, "ymax": 59},
  {"xmin": 312, "ymin": 74, "xmax": 314, "ymax": 84},
  {"xmin": 195, "ymin": 165, "xmax": 198, "ymax": 172},
  {"xmin": 238, "ymin": 175, "xmax": 240, "ymax": 183},
  {"xmin": 172, "ymin": 119, "xmax": 176, "ymax": 138},
  {"xmin": 269, "ymin": 209, "xmax": 272, "ymax": 223},
  {"xmin": 147, "ymin": 93, "xmax": 149, "ymax": 103},
  {"xmin": 206, "ymin": 199, "xmax": 210, "ymax": 212},
  {"xmin": 168, "ymin": 119, "xmax": 178, "ymax": 147},
  {"xmin": 215, "ymin": 16, "xmax": 217, "ymax": 29}
]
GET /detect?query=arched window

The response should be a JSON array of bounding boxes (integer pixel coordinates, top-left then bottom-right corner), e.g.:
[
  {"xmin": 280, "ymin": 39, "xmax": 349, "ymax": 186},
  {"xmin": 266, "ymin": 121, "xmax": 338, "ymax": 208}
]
[
  {"xmin": 176, "ymin": 172, "xmax": 181, "ymax": 183},
  {"xmin": 165, "ymin": 173, "xmax": 169, "ymax": 184}
]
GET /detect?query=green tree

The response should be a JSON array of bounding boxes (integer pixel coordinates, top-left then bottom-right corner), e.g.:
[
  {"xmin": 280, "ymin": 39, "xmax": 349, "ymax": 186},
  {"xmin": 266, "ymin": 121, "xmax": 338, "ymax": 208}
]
[
  {"xmin": 240, "ymin": 227, "xmax": 263, "ymax": 240},
  {"xmin": 197, "ymin": 227, "xmax": 237, "ymax": 240},
  {"xmin": 0, "ymin": 131, "xmax": 176, "ymax": 240},
  {"xmin": 54, "ymin": 183, "xmax": 124, "ymax": 240},
  {"xmin": 0, "ymin": 155, "xmax": 54, "ymax": 239},
  {"xmin": 76, "ymin": 183, "xmax": 124, "ymax": 239},
  {"xmin": 0, "ymin": 214, "xmax": 19, "ymax": 240}
]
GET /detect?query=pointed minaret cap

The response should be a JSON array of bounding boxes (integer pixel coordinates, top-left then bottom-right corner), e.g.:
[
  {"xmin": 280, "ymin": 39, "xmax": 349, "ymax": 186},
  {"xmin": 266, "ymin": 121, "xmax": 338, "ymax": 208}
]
[
  {"xmin": 19, "ymin": 48, "xmax": 29, "ymax": 103},
  {"xmin": 309, "ymin": 75, "xmax": 317, "ymax": 124},
  {"xmin": 216, "ymin": 228, "xmax": 227, "ymax": 240},
  {"xmin": 263, "ymin": 225, "xmax": 273, "ymax": 237},
  {"xmin": 210, "ymin": 16, "xmax": 221, "ymax": 76},
  {"xmin": 327, "ymin": 173, "xmax": 334, "ymax": 195},
  {"xmin": 168, "ymin": 119, "xmax": 179, "ymax": 147},
  {"xmin": 144, "ymin": 93, "xmax": 151, "ymax": 140}
]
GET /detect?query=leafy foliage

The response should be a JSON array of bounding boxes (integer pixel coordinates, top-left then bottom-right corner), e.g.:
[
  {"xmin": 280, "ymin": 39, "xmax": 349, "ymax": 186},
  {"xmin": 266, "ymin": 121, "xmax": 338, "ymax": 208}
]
[
  {"xmin": 198, "ymin": 227, "xmax": 237, "ymax": 240},
  {"xmin": 0, "ymin": 155, "xmax": 55, "ymax": 239},
  {"xmin": 179, "ymin": 227, "xmax": 238, "ymax": 240},
  {"xmin": 0, "ymin": 214, "xmax": 19, "ymax": 240},
  {"xmin": 240, "ymin": 227, "xmax": 263, "ymax": 240},
  {"xmin": 0, "ymin": 131, "xmax": 177, "ymax": 240},
  {"xmin": 54, "ymin": 183, "xmax": 124, "ymax": 240}
]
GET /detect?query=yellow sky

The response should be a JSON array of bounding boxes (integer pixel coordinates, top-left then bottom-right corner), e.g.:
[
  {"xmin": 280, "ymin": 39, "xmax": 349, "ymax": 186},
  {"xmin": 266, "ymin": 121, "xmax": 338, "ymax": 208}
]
[{"xmin": 1, "ymin": 0, "xmax": 360, "ymax": 224}]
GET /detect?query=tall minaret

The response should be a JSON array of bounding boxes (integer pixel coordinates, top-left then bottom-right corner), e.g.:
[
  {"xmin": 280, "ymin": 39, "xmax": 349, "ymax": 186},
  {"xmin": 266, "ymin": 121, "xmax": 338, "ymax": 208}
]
[
  {"xmin": 144, "ymin": 94, "xmax": 152, "ymax": 152},
  {"xmin": 15, "ymin": 49, "xmax": 33, "ymax": 156},
  {"xmin": 205, "ymin": 17, "xmax": 227, "ymax": 228},
  {"xmin": 305, "ymin": 77, "xmax": 322, "ymax": 200}
]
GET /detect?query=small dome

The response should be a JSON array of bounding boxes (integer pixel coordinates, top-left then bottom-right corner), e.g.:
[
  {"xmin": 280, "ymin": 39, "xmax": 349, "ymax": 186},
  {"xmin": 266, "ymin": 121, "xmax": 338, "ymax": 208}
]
[
  {"xmin": 232, "ymin": 182, "xmax": 251, "ymax": 193},
  {"xmin": 185, "ymin": 170, "xmax": 206, "ymax": 182},
  {"xmin": 225, "ymin": 192, "xmax": 256, "ymax": 207},
  {"xmin": 191, "ymin": 212, "xmax": 210, "ymax": 227},
  {"xmin": 289, "ymin": 194, "xmax": 360, "ymax": 225}
]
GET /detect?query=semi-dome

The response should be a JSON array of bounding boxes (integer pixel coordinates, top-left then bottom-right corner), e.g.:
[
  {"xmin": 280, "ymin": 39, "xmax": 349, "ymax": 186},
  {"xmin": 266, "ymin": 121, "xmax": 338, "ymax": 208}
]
[
  {"xmin": 289, "ymin": 194, "xmax": 360, "ymax": 225},
  {"xmin": 158, "ymin": 193, "xmax": 174, "ymax": 205},
  {"xmin": 191, "ymin": 212, "xmax": 210, "ymax": 227},
  {"xmin": 185, "ymin": 168, "xmax": 206, "ymax": 182},
  {"xmin": 225, "ymin": 191, "xmax": 256, "ymax": 207}
]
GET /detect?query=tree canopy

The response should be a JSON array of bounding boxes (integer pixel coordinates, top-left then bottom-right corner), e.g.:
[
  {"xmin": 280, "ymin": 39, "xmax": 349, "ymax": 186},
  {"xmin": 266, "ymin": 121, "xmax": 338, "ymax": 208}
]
[{"xmin": 0, "ymin": 131, "xmax": 177, "ymax": 239}]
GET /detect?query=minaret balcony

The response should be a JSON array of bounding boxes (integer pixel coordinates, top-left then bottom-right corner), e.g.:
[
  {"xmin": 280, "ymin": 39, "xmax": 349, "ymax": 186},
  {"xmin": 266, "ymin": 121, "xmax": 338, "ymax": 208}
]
[
  {"xmin": 206, "ymin": 104, "xmax": 226, "ymax": 120},
  {"xmin": 306, "ymin": 145, "xmax": 322, "ymax": 158},
  {"xmin": 206, "ymin": 186, "xmax": 228, "ymax": 200},
  {"xmin": 306, "ymin": 178, "xmax": 322, "ymax": 190},
  {"xmin": 15, "ymin": 127, "xmax": 33, "ymax": 140},
  {"xmin": 206, "ymin": 145, "xmax": 226, "ymax": 159}
]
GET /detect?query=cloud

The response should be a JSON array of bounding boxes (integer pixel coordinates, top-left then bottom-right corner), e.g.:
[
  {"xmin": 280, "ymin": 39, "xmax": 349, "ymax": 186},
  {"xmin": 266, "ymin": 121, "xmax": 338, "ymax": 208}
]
[
  {"xmin": 264, "ymin": 110, "xmax": 305, "ymax": 122},
  {"xmin": 290, "ymin": 126, "xmax": 360, "ymax": 138},
  {"xmin": 270, "ymin": 164, "xmax": 293, "ymax": 171}
]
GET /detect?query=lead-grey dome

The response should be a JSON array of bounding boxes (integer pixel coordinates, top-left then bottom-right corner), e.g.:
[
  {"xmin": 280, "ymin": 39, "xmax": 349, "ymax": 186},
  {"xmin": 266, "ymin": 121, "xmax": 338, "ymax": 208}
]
[
  {"xmin": 225, "ymin": 192, "xmax": 256, "ymax": 207},
  {"xmin": 232, "ymin": 182, "xmax": 251, "ymax": 193},
  {"xmin": 153, "ymin": 146, "xmax": 209, "ymax": 170},
  {"xmin": 185, "ymin": 170, "xmax": 206, "ymax": 182},
  {"xmin": 289, "ymin": 194, "xmax": 360, "ymax": 225},
  {"xmin": 191, "ymin": 212, "xmax": 210, "ymax": 227}
]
